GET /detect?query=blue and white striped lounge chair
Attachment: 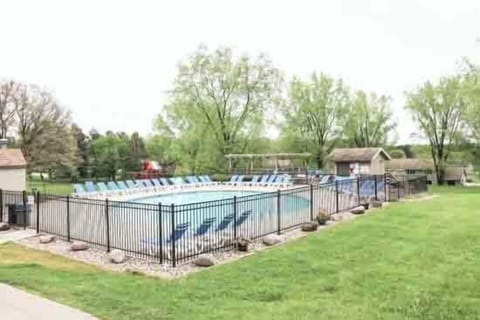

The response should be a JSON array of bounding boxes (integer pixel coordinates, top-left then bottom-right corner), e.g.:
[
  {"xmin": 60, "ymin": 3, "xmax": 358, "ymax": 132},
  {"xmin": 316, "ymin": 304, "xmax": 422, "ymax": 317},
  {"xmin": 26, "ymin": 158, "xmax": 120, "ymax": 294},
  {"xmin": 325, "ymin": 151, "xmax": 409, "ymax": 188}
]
[
  {"xmin": 186, "ymin": 176, "xmax": 201, "ymax": 187},
  {"xmin": 233, "ymin": 175, "xmax": 244, "ymax": 186},
  {"xmin": 151, "ymin": 179, "xmax": 163, "ymax": 191},
  {"xmin": 203, "ymin": 175, "xmax": 218, "ymax": 185},
  {"xmin": 319, "ymin": 175, "xmax": 331, "ymax": 184},
  {"xmin": 141, "ymin": 222, "xmax": 190, "ymax": 246},
  {"xmin": 249, "ymin": 175, "xmax": 260, "ymax": 186},
  {"xmin": 126, "ymin": 180, "xmax": 142, "ymax": 192},
  {"xmin": 197, "ymin": 176, "xmax": 210, "ymax": 185},
  {"xmin": 159, "ymin": 177, "xmax": 175, "ymax": 190},
  {"xmin": 171, "ymin": 177, "xmax": 188, "ymax": 189},
  {"xmin": 96, "ymin": 182, "xmax": 112, "ymax": 196},
  {"xmin": 251, "ymin": 175, "xmax": 269, "ymax": 187},
  {"xmin": 116, "ymin": 181, "xmax": 132, "ymax": 194},
  {"xmin": 140, "ymin": 179, "xmax": 156, "ymax": 192},
  {"xmin": 194, "ymin": 217, "xmax": 217, "ymax": 237},
  {"xmin": 226, "ymin": 175, "xmax": 238, "ymax": 185},
  {"xmin": 264, "ymin": 175, "xmax": 277, "ymax": 187},
  {"xmin": 73, "ymin": 184, "xmax": 87, "ymax": 197},
  {"xmin": 107, "ymin": 181, "xmax": 126, "ymax": 195}
]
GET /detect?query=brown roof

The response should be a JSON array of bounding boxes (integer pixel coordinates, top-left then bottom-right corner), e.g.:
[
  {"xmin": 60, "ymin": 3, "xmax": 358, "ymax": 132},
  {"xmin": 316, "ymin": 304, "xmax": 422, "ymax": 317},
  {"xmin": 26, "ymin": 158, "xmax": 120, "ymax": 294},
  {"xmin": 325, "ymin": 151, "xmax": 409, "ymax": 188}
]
[
  {"xmin": 0, "ymin": 149, "xmax": 27, "ymax": 169},
  {"xmin": 326, "ymin": 148, "xmax": 391, "ymax": 162},
  {"xmin": 386, "ymin": 159, "xmax": 434, "ymax": 170}
]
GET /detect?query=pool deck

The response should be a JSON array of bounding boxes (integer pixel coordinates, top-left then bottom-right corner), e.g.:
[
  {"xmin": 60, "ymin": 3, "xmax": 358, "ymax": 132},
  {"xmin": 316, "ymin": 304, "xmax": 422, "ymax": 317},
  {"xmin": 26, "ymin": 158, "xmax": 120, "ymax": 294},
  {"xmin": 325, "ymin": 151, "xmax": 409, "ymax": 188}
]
[{"xmin": 79, "ymin": 184, "xmax": 308, "ymax": 202}]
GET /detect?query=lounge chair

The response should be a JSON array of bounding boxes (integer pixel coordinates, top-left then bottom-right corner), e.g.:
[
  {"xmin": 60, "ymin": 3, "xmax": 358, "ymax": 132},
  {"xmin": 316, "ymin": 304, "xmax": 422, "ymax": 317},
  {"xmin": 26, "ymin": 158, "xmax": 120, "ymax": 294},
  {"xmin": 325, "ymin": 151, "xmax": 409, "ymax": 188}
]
[
  {"xmin": 126, "ymin": 180, "xmax": 142, "ymax": 192},
  {"xmin": 225, "ymin": 175, "xmax": 238, "ymax": 185},
  {"xmin": 96, "ymin": 182, "xmax": 112, "ymax": 196},
  {"xmin": 249, "ymin": 175, "xmax": 260, "ymax": 186},
  {"xmin": 171, "ymin": 177, "xmax": 188, "ymax": 189},
  {"xmin": 116, "ymin": 181, "xmax": 132, "ymax": 194},
  {"xmin": 73, "ymin": 184, "xmax": 87, "ymax": 197},
  {"xmin": 186, "ymin": 176, "xmax": 201, "ymax": 187},
  {"xmin": 85, "ymin": 181, "xmax": 97, "ymax": 194},
  {"xmin": 263, "ymin": 175, "xmax": 277, "ymax": 187},
  {"xmin": 151, "ymin": 179, "xmax": 163, "ymax": 191},
  {"xmin": 252, "ymin": 175, "xmax": 269, "ymax": 187},
  {"xmin": 215, "ymin": 213, "xmax": 235, "ymax": 232},
  {"xmin": 159, "ymin": 177, "xmax": 175, "ymax": 190},
  {"xmin": 234, "ymin": 175, "xmax": 244, "ymax": 186},
  {"xmin": 194, "ymin": 217, "xmax": 217, "ymax": 237},
  {"xmin": 107, "ymin": 181, "xmax": 121, "ymax": 194},
  {"xmin": 203, "ymin": 175, "xmax": 218, "ymax": 185},
  {"xmin": 140, "ymin": 179, "xmax": 156, "ymax": 192}
]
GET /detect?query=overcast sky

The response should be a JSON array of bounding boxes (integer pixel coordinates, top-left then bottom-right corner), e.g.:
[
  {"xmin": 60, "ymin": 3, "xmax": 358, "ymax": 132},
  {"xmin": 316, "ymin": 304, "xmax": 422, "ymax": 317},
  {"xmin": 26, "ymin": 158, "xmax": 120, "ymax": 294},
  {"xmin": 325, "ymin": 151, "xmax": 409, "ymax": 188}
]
[{"xmin": 1, "ymin": 0, "xmax": 479, "ymax": 144}]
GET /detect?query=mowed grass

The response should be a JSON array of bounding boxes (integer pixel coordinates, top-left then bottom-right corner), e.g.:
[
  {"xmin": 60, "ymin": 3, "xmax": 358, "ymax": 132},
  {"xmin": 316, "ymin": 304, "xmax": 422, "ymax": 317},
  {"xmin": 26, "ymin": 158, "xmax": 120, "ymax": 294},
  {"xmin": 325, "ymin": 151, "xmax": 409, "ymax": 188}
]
[
  {"xmin": 1, "ymin": 187, "xmax": 480, "ymax": 319},
  {"xmin": 27, "ymin": 180, "xmax": 73, "ymax": 195}
]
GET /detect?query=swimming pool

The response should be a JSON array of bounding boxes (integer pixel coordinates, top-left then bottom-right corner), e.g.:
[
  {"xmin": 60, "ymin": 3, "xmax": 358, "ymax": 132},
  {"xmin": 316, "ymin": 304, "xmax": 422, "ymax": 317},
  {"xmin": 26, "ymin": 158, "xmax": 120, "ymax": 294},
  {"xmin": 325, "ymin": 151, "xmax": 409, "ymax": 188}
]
[{"xmin": 132, "ymin": 190, "xmax": 261, "ymax": 205}]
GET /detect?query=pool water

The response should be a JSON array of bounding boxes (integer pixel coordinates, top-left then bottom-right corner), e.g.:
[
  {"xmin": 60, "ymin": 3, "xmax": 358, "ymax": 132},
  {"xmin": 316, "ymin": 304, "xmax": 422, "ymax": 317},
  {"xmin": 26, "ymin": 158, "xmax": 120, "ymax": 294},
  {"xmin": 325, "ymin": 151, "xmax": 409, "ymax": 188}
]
[{"xmin": 132, "ymin": 190, "xmax": 261, "ymax": 205}]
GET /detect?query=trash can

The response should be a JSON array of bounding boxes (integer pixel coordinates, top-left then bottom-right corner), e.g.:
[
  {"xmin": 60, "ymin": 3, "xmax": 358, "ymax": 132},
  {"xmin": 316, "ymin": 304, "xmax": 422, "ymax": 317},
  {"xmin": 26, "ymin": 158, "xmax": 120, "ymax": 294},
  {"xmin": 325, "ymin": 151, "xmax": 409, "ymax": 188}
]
[{"xmin": 7, "ymin": 203, "xmax": 31, "ymax": 226}]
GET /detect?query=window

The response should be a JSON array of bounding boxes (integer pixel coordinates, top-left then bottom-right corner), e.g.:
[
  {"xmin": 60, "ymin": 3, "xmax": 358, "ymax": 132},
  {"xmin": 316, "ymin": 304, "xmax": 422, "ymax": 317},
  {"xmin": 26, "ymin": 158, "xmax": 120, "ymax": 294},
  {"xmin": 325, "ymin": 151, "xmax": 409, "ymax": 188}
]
[{"xmin": 406, "ymin": 169, "xmax": 416, "ymax": 175}]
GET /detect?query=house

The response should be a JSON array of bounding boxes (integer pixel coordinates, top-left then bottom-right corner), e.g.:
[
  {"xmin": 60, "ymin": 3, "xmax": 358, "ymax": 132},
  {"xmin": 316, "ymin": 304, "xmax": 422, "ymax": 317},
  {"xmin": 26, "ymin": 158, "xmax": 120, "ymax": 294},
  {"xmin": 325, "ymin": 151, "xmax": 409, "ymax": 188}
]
[
  {"xmin": 0, "ymin": 139, "xmax": 27, "ymax": 191},
  {"xmin": 325, "ymin": 148, "xmax": 391, "ymax": 176},
  {"xmin": 385, "ymin": 158, "xmax": 467, "ymax": 185}
]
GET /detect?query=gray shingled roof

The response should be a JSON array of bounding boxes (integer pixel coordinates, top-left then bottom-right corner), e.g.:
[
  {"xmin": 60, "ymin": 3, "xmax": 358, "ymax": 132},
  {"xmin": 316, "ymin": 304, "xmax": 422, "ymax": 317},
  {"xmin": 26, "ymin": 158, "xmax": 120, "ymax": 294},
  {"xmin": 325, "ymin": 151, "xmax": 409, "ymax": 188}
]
[{"xmin": 326, "ymin": 148, "xmax": 391, "ymax": 162}]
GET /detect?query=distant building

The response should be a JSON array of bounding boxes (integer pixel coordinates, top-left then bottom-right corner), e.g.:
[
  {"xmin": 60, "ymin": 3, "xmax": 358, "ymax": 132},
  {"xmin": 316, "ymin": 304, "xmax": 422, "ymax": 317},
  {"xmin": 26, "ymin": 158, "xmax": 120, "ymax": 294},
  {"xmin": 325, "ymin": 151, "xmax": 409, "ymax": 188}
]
[
  {"xmin": 325, "ymin": 148, "xmax": 391, "ymax": 176},
  {"xmin": 0, "ymin": 139, "xmax": 27, "ymax": 191},
  {"xmin": 385, "ymin": 158, "xmax": 467, "ymax": 185}
]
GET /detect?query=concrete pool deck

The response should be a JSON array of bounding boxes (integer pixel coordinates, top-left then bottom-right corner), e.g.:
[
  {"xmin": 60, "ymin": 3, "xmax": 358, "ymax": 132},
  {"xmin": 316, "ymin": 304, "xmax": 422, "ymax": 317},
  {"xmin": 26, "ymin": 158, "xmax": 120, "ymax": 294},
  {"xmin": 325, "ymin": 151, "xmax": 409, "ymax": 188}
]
[{"xmin": 0, "ymin": 283, "xmax": 97, "ymax": 320}]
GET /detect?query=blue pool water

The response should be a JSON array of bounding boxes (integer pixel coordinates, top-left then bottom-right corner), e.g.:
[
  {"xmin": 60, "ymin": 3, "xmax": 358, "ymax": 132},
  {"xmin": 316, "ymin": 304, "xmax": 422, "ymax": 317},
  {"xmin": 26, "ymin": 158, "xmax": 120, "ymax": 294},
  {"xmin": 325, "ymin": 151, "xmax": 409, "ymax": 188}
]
[{"xmin": 132, "ymin": 190, "xmax": 261, "ymax": 205}]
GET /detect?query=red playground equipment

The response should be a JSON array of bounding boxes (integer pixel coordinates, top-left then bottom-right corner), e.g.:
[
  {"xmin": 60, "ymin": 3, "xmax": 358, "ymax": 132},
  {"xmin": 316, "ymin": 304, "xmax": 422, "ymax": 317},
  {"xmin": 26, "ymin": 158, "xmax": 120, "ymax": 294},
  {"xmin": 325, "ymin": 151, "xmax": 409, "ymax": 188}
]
[{"xmin": 131, "ymin": 160, "xmax": 172, "ymax": 179}]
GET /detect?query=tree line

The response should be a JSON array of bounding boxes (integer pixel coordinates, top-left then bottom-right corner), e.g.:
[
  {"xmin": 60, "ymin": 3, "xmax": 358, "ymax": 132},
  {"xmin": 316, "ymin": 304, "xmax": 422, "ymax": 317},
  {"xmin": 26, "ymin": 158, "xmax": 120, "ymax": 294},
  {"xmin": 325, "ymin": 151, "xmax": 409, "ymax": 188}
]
[{"xmin": 2, "ymin": 46, "xmax": 480, "ymax": 184}]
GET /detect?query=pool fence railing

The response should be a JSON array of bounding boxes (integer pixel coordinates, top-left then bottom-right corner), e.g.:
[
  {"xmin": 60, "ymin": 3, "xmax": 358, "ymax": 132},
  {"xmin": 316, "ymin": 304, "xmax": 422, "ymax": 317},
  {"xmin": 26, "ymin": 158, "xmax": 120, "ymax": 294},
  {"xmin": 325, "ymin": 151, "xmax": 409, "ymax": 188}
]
[{"xmin": 0, "ymin": 174, "xmax": 428, "ymax": 267}]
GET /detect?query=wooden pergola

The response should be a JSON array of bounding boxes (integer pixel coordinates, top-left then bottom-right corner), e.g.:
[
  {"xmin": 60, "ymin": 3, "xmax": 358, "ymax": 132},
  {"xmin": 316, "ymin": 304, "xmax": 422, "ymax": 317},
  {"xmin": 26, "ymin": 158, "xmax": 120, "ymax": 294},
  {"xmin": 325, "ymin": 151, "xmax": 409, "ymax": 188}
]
[{"xmin": 225, "ymin": 153, "xmax": 312, "ymax": 173}]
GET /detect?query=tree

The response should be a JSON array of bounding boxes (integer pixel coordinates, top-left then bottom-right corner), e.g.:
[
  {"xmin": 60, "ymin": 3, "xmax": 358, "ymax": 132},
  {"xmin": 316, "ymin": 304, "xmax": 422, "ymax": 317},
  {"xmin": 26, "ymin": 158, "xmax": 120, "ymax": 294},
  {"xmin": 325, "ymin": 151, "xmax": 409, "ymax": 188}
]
[
  {"xmin": 163, "ymin": 46, "xmax": 283, "ymax": 171},
  {"xmin": 405, "ymin": 76, "xmax": 467, "ymax": 185},
  {"xmin": 0, "ymin": 81, "xmax": 20, "ymax": 138},
  {"xmin": 90, "ymin": 132, "xmax": 129, "ymax": 180},
  {"xmin": 281, "ymin": 73, "xmax": 348, "ymax": 168},
  {"xmin": 12, "ymin": 83, "xmax": 77, "ymax": 174},
  {"xmin": 388, "ymin": 148, "xmax": 406, "ymax": 159},
  {"xmin": 343, "ymin": 90, "xmax": 395, "ymax": 147}
]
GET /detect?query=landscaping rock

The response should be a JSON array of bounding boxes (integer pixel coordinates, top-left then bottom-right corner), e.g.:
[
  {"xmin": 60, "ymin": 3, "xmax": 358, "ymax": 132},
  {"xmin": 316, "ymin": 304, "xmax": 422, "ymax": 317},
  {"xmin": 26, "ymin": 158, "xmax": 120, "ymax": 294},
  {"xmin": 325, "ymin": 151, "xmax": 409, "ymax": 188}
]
[
  {"xmin": 39, "ymin": 235, "xmax": 55, "ymax": 244},
  {"xmin": 301, "ymin": 222, "xmax": 318, "ymax": 232},
  {"xmin": 350, "ymin": 206, "xmax": 365, "ymax": 215},
  {"xmin": 194, "ymin": 254, "xmax": 215, "ymax": 267},
  {"xmin": 371, "ymin": 201, "xmax": 383, "ymax": 208},
  {"xmin": 0, "ymin": 222, "xmax": 10, "ymax": 231},
  {"xmin": 108, "ymin": 249, "xmax": 126, "ymax": 264},
  {"xmin": 263, "ymin": 234, "xmax": 282, "ymax": 246},
  {"xmin": 70, "ymin": 241, "xmax": 89, "ymax": 251}
]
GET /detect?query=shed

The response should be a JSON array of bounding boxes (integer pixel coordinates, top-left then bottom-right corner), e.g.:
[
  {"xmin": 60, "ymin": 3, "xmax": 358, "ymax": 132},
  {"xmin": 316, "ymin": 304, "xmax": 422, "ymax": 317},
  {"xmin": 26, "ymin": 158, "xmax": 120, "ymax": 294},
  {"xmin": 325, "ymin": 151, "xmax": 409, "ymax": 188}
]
[
  {"xmin": 325, "ymin": 148, "xmax": 391, "ymax": 176},
  {"xmin": 385, "ymin": 158, "xmax": 467, "ymax": 185},
  {"xmin": 0, "ymin": 139, "xmax": 27, "ymax": 191}
]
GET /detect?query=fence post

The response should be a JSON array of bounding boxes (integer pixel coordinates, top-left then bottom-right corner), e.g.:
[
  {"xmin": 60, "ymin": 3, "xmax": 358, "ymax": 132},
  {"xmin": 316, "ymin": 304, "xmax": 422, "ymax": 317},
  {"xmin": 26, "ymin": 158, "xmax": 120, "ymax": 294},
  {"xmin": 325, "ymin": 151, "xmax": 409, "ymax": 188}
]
[
  {"xmin": 0, "ymin": 189, "xmax": 3, "ymax": 223},
  {"xmin": 277, "ymin": 190, "xmax": 281, "ymax": 235},
  {"xmin": 310, "ymin": 184, "xmax": 314, "ymax": 221},
  {"xmin": 171, "ymin": 203, "xmax": 176, "ymax": 268},
  {"xmin": 384, "ymin": 173, "xmax": 387, "ymax": 202},
  {"xmin": 105, "ymin": 198, "xmax": 110, "ymax": 252},
  {"xmin": 158, "ymin": 203, "xmax": 163, "ymax": 264},
  {"xmin": 374, "ymin": 176, "xmax": 378, "ymax": 201},
  {"xmin": 66, "ymin": 195, "xmax": 70, "ymax": 242},
  {"xmin": 36, "ymin": 191, "xmax": 40, "ymax": 233},
  {"xmin": 356, "ymin": 178, "xmax": 360, "ymax": 205},
  {"xmin": 397, "ymin": 178, "xmax": 400, "ymax": 200},
  {"xmin": 335, "ymin": 180, "xmax": 339, "ymax": 213},
  {"xmin": 22, "ymin": 190, "xmax": 27, "ymax": 230},
  {"xmin": 233, "ymin": 196, "xmax": 237, "ymax": 240}
]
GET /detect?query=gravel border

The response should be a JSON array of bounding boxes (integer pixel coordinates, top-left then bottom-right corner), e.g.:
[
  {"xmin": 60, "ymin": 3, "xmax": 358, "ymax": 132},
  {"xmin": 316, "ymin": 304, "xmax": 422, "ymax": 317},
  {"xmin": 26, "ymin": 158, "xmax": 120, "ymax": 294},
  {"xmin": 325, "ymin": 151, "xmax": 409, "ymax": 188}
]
[{"xmin": 15, "ymin": 195, "xmax": 434, "ymax": 279}]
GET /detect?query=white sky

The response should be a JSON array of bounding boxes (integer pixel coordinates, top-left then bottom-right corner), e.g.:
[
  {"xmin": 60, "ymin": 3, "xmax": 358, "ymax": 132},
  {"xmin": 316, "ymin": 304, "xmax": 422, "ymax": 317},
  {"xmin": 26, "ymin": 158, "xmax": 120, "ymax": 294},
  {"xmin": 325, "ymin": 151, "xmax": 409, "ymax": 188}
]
[{"xmin": 1, "ymin": 0, "xmax": 480, "ymax": 144}]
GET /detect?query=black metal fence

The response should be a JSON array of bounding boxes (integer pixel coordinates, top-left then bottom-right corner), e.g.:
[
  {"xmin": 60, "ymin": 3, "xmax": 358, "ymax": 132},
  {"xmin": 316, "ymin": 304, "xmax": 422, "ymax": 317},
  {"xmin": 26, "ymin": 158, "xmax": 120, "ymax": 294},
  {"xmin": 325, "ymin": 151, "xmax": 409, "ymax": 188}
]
[{"xmin": 0, "ymin": 174, "xmax": 427, "ymax": 267}]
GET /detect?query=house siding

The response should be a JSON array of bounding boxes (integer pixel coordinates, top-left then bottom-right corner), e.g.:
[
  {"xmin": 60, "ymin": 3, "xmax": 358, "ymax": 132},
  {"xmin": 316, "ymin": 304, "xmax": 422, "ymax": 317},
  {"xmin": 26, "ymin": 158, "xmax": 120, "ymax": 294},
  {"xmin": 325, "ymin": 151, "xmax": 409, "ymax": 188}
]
[{"xmin": 0, "ymin": 168, "xmax": 26, "ymax": 191}]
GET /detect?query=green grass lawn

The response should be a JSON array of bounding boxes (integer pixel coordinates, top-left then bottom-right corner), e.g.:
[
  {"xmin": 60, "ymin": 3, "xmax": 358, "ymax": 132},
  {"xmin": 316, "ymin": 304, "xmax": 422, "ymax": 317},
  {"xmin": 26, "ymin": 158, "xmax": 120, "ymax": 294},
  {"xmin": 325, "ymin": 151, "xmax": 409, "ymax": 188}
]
[
  {"xmin": 1, "ymin": 187, "xmax": 480, "ymax": 319},
  {"xmin": 27, "ymin": 180, "xmax": 73, "ymax": 195}
]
